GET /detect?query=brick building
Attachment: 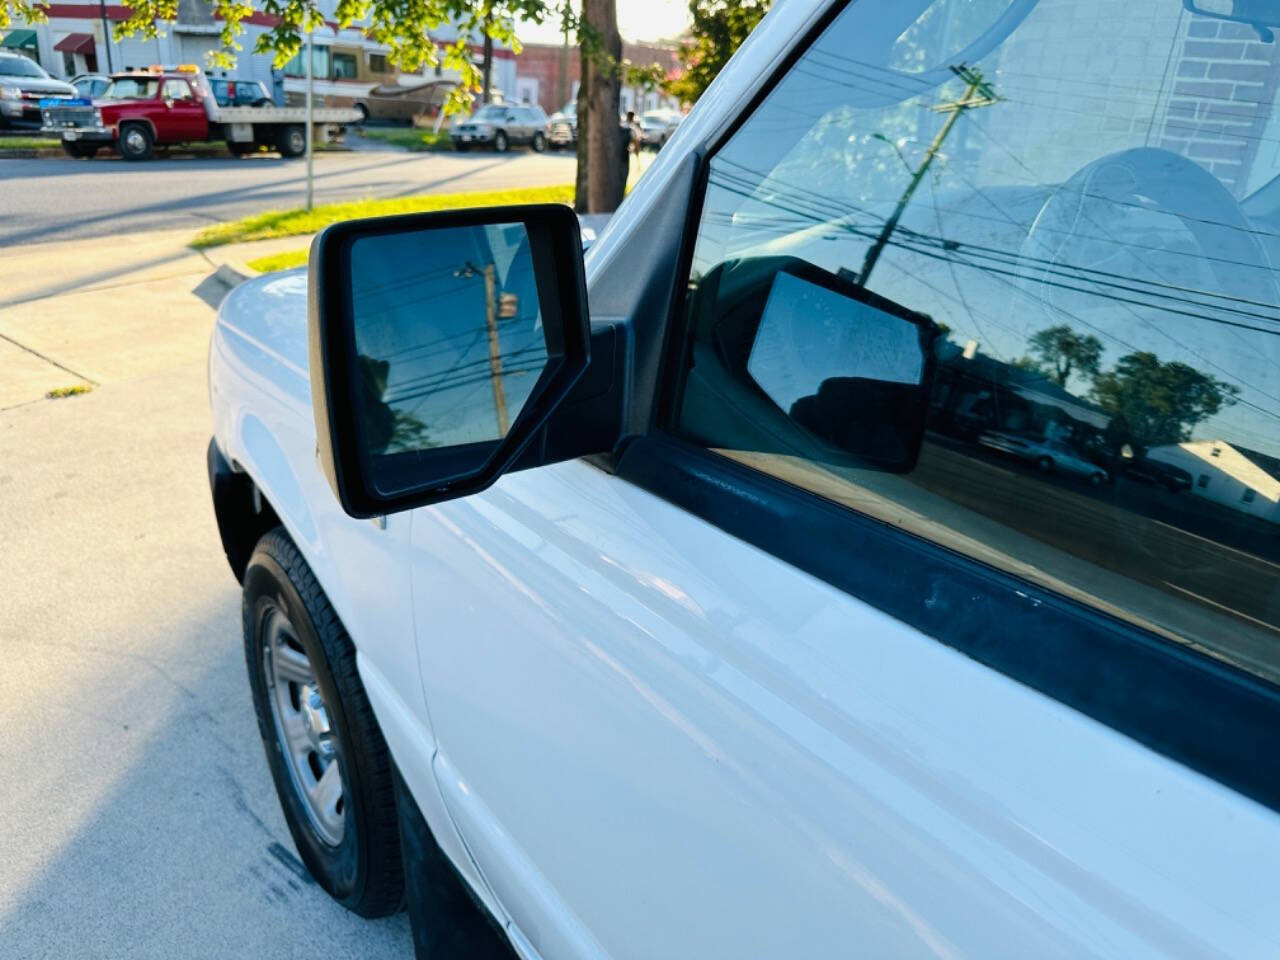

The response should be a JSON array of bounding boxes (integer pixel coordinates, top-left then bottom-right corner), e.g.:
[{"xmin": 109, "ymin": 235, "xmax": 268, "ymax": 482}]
[{"xmin": 513, "ymin": 40, "xmax": 683, "ymax": 116}]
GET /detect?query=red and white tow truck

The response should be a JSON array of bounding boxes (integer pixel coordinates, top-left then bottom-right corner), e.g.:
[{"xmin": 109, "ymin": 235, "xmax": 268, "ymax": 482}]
[{"xmin": 41, "ymin": 65, "xmax": 360, "ymax": 161}]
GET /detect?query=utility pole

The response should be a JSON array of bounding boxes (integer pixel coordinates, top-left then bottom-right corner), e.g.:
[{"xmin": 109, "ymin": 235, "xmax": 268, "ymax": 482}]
[
  {"xmin": 858, "ymin": 65, "xmax": 997, "ymax": 287},
  {"xmin": 481, "ymin": 263, "xmax": 509, "ymax": 436},
  {"xmin": 558, "ymin": 3, "xmax": 570, "ymax": 108},
  {"xmin": 98, "ymin": 0, "xmax": 113, "ymax": 72},
  {"xmin": 305, "ymin": 27, "xmax": 314, "ymax": 211}
]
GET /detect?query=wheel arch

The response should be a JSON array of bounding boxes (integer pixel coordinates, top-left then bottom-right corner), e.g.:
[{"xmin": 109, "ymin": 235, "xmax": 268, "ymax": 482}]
[{"xmin": 116, "ymin": 115, "xmax": 156, "ymax": 141}]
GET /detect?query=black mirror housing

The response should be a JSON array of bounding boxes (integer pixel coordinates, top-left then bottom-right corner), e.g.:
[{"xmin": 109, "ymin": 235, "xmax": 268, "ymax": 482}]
[{"xmin": 308, "ymin": 204, "xmax": 594, "ymax": 518}]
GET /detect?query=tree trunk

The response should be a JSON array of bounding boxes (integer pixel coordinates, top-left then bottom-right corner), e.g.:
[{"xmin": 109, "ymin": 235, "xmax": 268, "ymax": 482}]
[
  {"xmin": 575, "ymin": 0, "xmax": 624, "ymax": 213},
  {"xmin": 482, "ymin": 8, "xmax": 494, "ymax": 104}
]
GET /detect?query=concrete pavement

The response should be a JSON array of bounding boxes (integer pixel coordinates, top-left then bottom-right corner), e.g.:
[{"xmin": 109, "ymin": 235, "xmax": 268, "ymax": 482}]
[
  {"xmin": 0, "ymin": 228, "xmax": 414, "ymax": 957},
  {"xmin": 0, "ymin": 149, "xmax": 576, "ymax": 246}
]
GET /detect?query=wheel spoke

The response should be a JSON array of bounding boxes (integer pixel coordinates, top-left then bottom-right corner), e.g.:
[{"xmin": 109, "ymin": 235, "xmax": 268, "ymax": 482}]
[
  {"xmin": 273, "ymin": 644, "xmax": 314, "ymax": 686},
  {"xmin": 311, "ymin": 761, "xmax": 343, "ymax": 818}
]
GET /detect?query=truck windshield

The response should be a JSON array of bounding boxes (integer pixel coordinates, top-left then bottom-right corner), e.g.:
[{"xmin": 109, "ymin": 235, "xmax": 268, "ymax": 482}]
[
  {"xmin": 102, "ymin": 78, "xmax": 160, "ymax": 99},
  {"xmin": 0, "ymin": 57, "xmax": 48, "ymax": 78}
]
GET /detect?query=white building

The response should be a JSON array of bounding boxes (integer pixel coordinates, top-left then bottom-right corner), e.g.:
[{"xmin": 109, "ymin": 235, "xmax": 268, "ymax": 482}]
[
  {"xmin": 1148, "ymin": 440, "xmax": 1280, "ymax": 525},
  {"xmin": 1, "ymin": 0, "xmax": 515, "ymax": 99}
]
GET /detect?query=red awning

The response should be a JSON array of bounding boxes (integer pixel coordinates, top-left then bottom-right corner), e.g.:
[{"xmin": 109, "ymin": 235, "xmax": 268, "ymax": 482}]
[{"xmin": 53, "ymin": 33, "xmax": 96, "ymax": 55}]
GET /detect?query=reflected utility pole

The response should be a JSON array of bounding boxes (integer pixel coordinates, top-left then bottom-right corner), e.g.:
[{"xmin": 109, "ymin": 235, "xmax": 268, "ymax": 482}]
[
  {"xmin": 858, "ymin": 65, "xmax": 998, "ymax": 287},
  {"xmin": 459, "ymin": 261, "xmax": 510, "ymax": 437},
  {"xmin": 481, "ymin": 263, "xmax": 509, "ymax": 437}
]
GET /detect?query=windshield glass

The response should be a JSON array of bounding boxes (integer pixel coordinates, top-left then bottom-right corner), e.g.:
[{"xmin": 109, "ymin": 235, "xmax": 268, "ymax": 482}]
[
  {"xmin": 472, "ymin": 105, "xmax": 508, "ymax": 121},
  {"xmin": 0, "ymin": 56, "xmax": 48, "ymax": 78},
  {"xmin": 102, "ymin": 78, "xmax": 160, "ymax": 100}
]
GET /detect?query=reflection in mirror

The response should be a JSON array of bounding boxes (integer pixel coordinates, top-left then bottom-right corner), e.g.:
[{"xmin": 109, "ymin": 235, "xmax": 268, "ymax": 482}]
[
  {"xmin": 348, "ymin": 222, "xmax": 548, "ymax": 495},
  {"xmin": 747, "ymin": 270, "xmax": 934, "ymax": 466}
]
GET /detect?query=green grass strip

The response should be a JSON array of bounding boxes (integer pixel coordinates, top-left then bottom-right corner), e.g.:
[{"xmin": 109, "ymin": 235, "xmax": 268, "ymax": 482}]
[
  {"xmin": 0, "ymin": 137, "xmax": 60, "ymax": 149},
  {"xmin": 355, "ymin": 127, "xmax": 453, "ymax": 152},
  {"xmin": 246, "ymin": 249, "xmax": 310, "ymax": 274},
  {"xmin": 192, "ymin": 184, "xmax": 574, "ymax": 248}
]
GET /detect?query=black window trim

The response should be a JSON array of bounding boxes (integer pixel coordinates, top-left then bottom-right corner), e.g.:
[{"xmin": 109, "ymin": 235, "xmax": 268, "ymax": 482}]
[{"xmin": 622, "ymin": 0, "xmax": 1280, "ymax": 813}]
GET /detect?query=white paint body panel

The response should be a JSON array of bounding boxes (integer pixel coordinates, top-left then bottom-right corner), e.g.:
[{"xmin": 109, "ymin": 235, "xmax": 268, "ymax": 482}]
[{"xmin": 207, "ymin": 0, "xmax": 1280, "ymax": 955}]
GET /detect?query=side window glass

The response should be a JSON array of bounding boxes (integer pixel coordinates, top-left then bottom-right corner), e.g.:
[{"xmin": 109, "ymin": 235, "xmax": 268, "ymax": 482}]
[
  {"xmin": 162, "ymin": 79, "xmax": 193, "ymax": 102},
  {"xmin": 670, "ymin": 0, "xmax": 1280, "ymax": 685}
]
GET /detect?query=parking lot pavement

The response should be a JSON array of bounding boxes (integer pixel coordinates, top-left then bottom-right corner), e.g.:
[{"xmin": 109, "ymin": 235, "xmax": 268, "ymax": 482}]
[{"xmin": 0, "ymin": 238, "xmax": 413, "ymax": 958}]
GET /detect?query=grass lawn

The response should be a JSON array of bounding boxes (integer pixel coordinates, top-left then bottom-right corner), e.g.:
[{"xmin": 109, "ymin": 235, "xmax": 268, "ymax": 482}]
[
  {"xmin": 246, "ymin": 249, "xmax": 310, "ymax": 273},
  {"xmin": 0, "ymin": 137, "xmax": 60, "ymax": 150},
  {"xmin": 355, "ymin": 127, "xmax": 452, "ymax": 151},
  {"xmin": 192, "ymin": 183, "xmax": 574, "ymax": 247}
]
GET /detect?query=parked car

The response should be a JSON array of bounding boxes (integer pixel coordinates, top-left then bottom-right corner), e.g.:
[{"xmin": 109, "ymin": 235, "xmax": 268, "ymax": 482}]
[
  {"xmin": 70, "ymin": 73, "xmax": 111, "ymax": 99},
  {"xmin": 352, "ymin": 79, "xmax": 453, "ymax": 124},
  {"xmin": 208, "ymin": 77, "xmax": 274, "ymax": 107},
  {"xmin": 639, "ymin": 108, "xmax": 681, "ymax": 148},
  {"xmin": 0, "ymin": 51, "xmax": 75, "ymax": 129},
  {"xmin": 450, "ymin": 102, "xmax": 548, "ymax": 152},
  {"xmin": 548, "ymin": 100, "xmax": 576, "ymax": 147},
  {"xmin": 208, "ymin": 0, "xmax": 1280, "ymax": 956},
  {"xmin": 977, "ymin": 431, "xmax": 1109, "ymax": 484}
]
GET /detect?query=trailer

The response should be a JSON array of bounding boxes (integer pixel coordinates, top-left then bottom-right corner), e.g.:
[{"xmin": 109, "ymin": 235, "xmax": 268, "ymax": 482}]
[{"xmin": 41, "ymin": 65, "xmax": 361, "ymax": 161}]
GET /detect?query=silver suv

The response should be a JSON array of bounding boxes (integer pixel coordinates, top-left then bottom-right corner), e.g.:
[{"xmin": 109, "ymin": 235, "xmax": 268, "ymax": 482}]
[
  {"xmin": 0, "ymin": 52, "xmax": 75, "ymax": 129},
  {"xmin": 450, "ymin": 102, "xmax": 548, "ymax": 153}
]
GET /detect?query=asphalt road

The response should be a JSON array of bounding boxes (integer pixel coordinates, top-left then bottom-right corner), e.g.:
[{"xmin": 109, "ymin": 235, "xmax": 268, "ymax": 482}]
[{"xmin": 0, "ymin": 148, "xmax": 576, "ymax": 246}]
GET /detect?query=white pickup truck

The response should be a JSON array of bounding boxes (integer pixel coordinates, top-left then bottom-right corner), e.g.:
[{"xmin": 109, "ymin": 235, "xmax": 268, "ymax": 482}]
[{"xmin": 207, "ymin": 0, "xmax": 1280, "ymax": 957}]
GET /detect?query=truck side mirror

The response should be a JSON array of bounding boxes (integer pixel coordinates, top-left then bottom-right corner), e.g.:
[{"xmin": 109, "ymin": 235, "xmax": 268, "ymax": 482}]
[{"xmin": 308, "ymin": 204, "xmax": 595, "ymax": 518}]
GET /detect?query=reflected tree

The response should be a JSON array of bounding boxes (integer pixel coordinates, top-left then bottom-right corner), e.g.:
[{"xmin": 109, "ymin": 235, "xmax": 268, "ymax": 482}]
[
  {"xmin": 1091, "ymin": 351, "xmax": 1239, "ymax": 451},
  {"xmin": 1022, "ymin": 324, "xmax": 1103, "ymax": 389}
]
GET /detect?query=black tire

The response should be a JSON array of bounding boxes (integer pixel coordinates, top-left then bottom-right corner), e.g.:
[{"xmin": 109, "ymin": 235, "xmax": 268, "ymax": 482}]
[
  {"xmin": 117, "ymin": 122, "xmax": 153, "ymax": 161},
  {"xmin": 251, "ymin": 97, "xmax": 273, "ymax": 107},
  {"xmin": 277, "ymin": 124, "xmax": 307, "ymax": 158},
  {"xmin": 531, "ymin": 131, "xmax": 546, "ymax": 153},
  {"xmin": 493, "ymin": 129, "xmax": 508, "ymax": 153},
  {"xmin": 242, "ymin": 528, "xmax": 403, "ymax": 917},
  {"xmin": 61, "ymin": 141, "xmax": 98, "ymax": 159},
  {"xmin": 453, "ymin": 141, "xmax": 469, "ymax": 152},
  {"xmin": 353, "ymin": 103, "xmax": 369, "ymax": 124}
]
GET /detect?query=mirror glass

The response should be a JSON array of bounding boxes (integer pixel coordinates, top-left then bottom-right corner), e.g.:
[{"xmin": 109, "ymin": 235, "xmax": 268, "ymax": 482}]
[
  {"xmin": 347, "ymin": 222, "xmax": 548, "ymax": 495},
  {"xmin": 745, "ymin": 269, "xmax": 934, "ymax": 467}
]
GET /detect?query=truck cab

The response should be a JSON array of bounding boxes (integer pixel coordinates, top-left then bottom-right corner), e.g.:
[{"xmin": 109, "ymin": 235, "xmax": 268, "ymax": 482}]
[{"xmin": 43, "ymin": 67, "xmax": 212, "ymax": 160}]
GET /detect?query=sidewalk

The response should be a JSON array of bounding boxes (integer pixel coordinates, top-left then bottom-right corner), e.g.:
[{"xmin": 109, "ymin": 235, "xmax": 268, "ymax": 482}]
[{"xmin": 0, "ymin": 228, "xmax": 298, "ymax": 410}]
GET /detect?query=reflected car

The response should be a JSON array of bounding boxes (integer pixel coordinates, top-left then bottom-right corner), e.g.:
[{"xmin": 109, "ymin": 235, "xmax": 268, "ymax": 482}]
[
  {"xmin": 978, "ymin": 431, "xmax": 1109, "ymax": 484},
  {"xmin": 353, "ymin": 80, "xmax": 453, "ymax": 124},
  {"xmin": 1123, "ymin": 456, "xmax": 1193, "ymax": 492},
  {"xmin": 0, "ymin": 51, "xmax": 75, "ymax": 129}
]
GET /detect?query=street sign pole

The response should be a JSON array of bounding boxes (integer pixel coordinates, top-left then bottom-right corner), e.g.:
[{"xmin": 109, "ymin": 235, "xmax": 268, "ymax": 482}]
[{"xmin": 305, "ymin": 28, "xmax": 314, "ymax": 212}]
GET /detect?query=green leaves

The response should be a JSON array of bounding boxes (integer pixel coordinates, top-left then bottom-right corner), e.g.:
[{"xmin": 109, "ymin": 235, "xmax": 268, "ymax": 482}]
[
  {"xmin": 667, "ymin": 0, "xmax": 770, "ymax": 104},
  {"xmin": 0, "ymin": 0, "xmax": 558, "ymax": 116}
]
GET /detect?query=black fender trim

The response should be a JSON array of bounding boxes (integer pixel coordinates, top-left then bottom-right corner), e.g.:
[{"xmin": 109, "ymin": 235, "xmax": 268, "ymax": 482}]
[{"xmin": 206, "ymin": 437, "xmax": 278, "ymax": 583}]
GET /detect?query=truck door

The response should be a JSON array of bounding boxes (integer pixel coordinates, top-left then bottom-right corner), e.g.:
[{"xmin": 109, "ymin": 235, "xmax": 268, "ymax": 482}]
[
  {"xmin": 408, "ymin": 0, "xmax": 1280, "ymax": 957},
  {"xmin": 158, "ymin": 78, "xmax": 207, "ymax": 144}
]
